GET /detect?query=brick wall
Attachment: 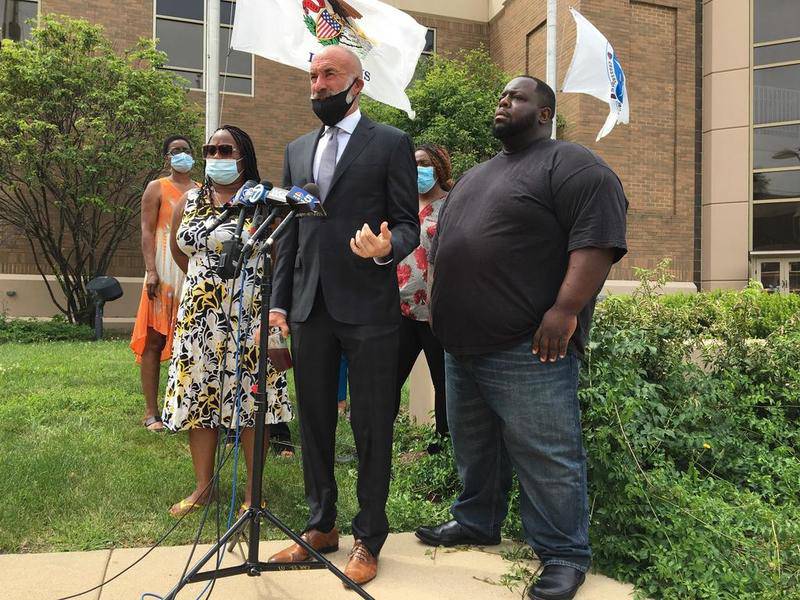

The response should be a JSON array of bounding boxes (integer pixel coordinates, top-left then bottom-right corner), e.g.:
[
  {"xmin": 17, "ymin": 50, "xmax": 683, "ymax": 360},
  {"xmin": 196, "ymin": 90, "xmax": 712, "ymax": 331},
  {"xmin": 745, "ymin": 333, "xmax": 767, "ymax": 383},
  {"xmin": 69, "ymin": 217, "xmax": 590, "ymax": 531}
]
[
  {"xmin": 489, "ymin": 0, "xmax": 698, "ymax": 282},
  {"xmin": 0, "ymin": 4, "xmax": 487, "ymax": 279},
  {"xmin": 2, "ymin": 1, "xmax": 698, "ymax": 285}
]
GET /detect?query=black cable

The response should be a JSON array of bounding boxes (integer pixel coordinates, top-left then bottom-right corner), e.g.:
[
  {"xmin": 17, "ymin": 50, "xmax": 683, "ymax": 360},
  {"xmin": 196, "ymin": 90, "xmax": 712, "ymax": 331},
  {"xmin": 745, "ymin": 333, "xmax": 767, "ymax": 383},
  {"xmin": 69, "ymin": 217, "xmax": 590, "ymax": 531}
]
[
  {"xmin": 55, "ymin": 452, "xmax": 234, "ymax": 600},
  {"xmin": 175, "ymin": 218, "xmax": 263, "ymax": 600}
]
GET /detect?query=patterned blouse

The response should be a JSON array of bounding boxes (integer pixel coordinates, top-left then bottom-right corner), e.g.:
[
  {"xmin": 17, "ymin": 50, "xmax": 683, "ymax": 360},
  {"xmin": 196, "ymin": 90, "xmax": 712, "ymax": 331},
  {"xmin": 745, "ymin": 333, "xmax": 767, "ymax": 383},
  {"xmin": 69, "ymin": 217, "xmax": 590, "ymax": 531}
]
[{"xmin": 397, "ymin": 197, "xmax": 446, "ymax": 321}]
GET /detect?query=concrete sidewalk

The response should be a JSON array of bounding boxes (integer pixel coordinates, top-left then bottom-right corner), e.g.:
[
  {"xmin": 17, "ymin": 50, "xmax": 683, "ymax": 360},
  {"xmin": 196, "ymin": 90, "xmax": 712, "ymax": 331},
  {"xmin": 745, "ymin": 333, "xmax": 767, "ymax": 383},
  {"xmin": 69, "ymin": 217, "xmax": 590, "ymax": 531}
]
[{"xmin": 1, "ymin": 533, "xmax": 636, "ymax": 600}]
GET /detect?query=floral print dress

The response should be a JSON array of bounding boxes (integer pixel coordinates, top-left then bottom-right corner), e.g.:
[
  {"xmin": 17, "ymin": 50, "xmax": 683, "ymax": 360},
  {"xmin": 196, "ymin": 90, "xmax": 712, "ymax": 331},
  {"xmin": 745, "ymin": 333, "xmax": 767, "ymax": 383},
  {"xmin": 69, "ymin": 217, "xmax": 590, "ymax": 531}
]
[
  {"xmin": 162, "ymin": 188, "xmax": 292, "ymax": 431},
  {"xmin": 397, "ymin": 198, "xmax": 445, "ymax": 321}
]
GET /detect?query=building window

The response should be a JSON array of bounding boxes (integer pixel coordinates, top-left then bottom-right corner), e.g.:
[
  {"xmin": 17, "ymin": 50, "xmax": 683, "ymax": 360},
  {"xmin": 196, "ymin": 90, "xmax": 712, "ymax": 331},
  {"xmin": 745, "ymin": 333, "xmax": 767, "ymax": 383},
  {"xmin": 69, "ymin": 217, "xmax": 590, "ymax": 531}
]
[
  {"xmin": 752, "ymin": 0, "xmax": 800, "ymax": 270},
  {"xmin": 154, "ymin": 0, "xmax": 253, "ymax": 95},
  {"xmin": 422, "ymin": 28, "xmax": 436, "ymax": 56},
  {"xmin": 412, "ymin": 28, "xmax": 436, "ymax": 82},
  {"xmin": 1, "ymin": 0, "xmax": 38, "ymax": 42}
]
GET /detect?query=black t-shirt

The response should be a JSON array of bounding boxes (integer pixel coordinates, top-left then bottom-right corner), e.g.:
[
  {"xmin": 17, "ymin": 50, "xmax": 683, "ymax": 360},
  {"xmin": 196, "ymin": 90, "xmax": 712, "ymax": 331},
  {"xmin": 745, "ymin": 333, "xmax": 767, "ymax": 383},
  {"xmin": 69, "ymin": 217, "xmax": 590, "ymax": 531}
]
[{"xmin": 430, "ymin": 137, "xmax": 628, "ymax": 357}]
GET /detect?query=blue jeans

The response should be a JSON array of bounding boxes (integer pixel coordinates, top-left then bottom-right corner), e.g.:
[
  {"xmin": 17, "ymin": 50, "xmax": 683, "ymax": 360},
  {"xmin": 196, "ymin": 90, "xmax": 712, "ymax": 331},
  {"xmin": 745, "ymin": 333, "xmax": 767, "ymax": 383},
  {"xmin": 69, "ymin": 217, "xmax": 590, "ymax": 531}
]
[{"xmin": 446, "ymin": 340, "xmax": 591, "ymax": 572}]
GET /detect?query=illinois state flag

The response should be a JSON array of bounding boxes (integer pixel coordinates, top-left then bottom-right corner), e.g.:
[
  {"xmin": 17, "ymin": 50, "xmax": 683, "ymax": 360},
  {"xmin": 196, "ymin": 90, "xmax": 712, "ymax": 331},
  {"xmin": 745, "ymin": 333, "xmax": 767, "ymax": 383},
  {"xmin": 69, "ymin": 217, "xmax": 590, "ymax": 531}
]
[
  {"xmin": 561, "ymin": 8, "xmax": 630, "ymax": 141},
  {"xmin": 231, "ymin": 0, "xmax": 427, "ymax": 118}
]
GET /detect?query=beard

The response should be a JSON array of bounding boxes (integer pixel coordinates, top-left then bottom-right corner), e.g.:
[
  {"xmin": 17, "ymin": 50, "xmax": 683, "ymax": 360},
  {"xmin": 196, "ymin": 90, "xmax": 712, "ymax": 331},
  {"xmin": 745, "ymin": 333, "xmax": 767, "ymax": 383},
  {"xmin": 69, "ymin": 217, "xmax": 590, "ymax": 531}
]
[{"xmin": 491, "ymin": 112, "xmax": 539, "ymax": 139}]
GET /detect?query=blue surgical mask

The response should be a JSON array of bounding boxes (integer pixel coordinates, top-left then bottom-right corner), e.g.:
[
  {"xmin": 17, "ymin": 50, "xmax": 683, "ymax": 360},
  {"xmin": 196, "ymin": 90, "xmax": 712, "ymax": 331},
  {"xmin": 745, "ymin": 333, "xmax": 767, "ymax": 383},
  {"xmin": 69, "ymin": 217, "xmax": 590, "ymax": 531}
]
[
  {"xmin": 205, "ymin": 158, "xmax": 241, "ymax": 185},
  {"xmin": 417, "ymin": 166, "xmax": 436, "ymax": 194},
  {"xmin": 170, "ymin": 152, "xmax": 194, "ymax": 173}
]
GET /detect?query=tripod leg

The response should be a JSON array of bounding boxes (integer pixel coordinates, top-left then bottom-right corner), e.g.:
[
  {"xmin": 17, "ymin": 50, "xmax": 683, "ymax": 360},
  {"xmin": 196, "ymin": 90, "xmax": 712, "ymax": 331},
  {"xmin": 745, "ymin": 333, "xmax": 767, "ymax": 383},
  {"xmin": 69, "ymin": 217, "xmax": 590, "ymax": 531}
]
[{"xmin": 162, "ymin": 510, "xmax": 252, "ymax": 600}]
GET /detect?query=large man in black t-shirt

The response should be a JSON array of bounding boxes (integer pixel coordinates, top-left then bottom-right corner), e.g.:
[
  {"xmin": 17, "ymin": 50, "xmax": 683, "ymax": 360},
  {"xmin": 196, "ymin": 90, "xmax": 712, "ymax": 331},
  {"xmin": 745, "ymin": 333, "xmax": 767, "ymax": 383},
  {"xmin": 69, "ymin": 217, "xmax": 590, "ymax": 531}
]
[{"xmin": 415, "ymin": 76, "xmax": 628, "ymax": 600}]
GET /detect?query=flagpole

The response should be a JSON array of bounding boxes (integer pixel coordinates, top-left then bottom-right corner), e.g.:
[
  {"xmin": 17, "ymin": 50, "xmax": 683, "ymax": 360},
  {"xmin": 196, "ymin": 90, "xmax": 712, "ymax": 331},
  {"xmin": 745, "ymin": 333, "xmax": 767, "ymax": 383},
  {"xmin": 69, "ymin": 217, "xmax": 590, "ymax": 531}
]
[
  {"xmin": 205, "ymin": 0, "xmax": 220, "ymax": 140},
  {"xmin": 546, "ymin": 0, "xmax": 557, "ymax": 139}
]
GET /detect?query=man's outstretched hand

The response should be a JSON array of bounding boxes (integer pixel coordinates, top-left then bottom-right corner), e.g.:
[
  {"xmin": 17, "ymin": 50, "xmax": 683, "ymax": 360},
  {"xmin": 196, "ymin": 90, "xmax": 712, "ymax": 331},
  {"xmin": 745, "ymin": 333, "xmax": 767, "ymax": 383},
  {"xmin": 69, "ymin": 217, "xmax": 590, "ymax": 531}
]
[{"xmin": 350, "ymin": 222, "xmax": 392, "ymax": 260}]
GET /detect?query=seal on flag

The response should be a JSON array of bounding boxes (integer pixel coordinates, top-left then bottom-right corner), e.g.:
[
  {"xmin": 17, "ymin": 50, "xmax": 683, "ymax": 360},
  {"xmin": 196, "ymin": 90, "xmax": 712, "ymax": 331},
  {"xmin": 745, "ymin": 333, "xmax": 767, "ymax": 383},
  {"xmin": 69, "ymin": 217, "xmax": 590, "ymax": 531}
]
[
  {"xmin": 302, "ymin": 0, "xmax": 374, "ymax": 57},
  {"xmin": 605, "ymin": 46, "xmax": 625, "ymax": 110}
]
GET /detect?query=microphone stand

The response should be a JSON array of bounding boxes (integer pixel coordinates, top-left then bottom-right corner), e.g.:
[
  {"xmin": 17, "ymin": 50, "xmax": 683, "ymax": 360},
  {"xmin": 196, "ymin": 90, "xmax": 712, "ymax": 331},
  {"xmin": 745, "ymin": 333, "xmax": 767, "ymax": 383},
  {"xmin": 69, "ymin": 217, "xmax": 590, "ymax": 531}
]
[{"xmin": 163, "ymin": 210, "xmax": 373, "ymax": 600}]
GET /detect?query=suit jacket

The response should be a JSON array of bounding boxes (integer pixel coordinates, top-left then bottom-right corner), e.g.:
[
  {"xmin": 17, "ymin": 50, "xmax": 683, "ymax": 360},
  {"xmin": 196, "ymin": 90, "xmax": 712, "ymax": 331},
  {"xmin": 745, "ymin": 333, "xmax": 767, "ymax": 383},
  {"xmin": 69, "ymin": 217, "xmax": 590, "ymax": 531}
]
[{"xmin": 271, "ymin": 115, "xmax": 419, "ymax": 325}]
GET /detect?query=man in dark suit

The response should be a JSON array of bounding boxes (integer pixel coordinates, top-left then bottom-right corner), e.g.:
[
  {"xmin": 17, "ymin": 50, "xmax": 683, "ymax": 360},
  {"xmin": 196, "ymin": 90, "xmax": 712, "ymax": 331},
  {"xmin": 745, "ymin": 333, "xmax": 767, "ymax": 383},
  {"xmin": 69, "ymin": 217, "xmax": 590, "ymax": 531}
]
[{"xmin": 267, "ymin": 46, "xmax": 418, "ymax": 585}]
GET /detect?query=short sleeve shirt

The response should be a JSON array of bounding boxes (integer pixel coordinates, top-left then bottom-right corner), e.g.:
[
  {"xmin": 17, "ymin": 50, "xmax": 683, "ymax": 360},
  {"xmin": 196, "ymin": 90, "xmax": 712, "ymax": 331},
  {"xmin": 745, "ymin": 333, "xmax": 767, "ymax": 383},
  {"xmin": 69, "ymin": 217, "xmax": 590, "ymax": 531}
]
[{"xmin": 430, "ymin": 138, "xmax": 628, "ymax": 357}]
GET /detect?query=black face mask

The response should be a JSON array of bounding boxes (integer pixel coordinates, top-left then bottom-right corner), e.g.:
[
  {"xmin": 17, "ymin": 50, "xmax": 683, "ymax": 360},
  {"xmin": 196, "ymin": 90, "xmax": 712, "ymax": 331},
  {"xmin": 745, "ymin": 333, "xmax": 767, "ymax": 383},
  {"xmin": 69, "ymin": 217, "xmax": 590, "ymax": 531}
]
[{"xmin": 311, "ymin": 80, "xmax": 357, "ymax": 127}]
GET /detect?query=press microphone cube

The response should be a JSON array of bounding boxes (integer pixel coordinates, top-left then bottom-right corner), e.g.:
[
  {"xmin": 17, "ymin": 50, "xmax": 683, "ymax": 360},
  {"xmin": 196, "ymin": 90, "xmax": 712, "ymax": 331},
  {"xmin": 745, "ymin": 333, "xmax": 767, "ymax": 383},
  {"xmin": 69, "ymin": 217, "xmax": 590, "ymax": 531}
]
[{"xmin": 286, "ymin": 186, "xmax": 325, "ymax": 217}]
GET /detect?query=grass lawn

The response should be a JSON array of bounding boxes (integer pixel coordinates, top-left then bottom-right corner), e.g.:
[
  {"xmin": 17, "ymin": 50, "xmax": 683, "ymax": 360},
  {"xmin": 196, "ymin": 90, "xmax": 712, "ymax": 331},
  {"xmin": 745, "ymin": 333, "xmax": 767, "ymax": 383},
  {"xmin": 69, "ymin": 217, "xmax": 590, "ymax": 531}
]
[{"xmin": 0, "ymin": 339, "xmax": 452, "ymax": 553}]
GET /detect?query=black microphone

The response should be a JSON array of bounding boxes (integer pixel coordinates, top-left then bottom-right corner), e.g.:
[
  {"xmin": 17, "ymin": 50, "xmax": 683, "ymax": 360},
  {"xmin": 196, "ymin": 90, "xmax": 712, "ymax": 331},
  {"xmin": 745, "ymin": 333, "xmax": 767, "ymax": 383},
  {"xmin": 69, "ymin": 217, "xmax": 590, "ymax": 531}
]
[
  {"xmin": 214, "ymin": 180, "xmax": 258, "ymax": 279},
  {"xmin": 202, "ymin": 179, "xmax": 258, "ymax": 234},
  {"xmin": 239, "ymin": 183, "xmax": 322, "ymax": 263},
  {"xmin": 285, "ymin": 183, "xmax": 324, "ymax": 217},
  {"xmin": 243, "ymin": 182, "xmax": 325, "ymax": 217}
]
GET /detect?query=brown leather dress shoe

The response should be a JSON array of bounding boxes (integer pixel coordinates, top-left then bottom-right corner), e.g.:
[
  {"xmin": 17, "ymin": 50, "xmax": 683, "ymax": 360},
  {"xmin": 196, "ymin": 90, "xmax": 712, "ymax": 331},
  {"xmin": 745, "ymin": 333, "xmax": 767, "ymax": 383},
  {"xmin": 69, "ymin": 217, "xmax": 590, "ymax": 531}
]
[
  {"xmin": 267, "ymin": 527, "xmax": 339, "ymax": 563},
  {"xmin": 343, "ymin": 540, "xmax": 378, "ymax": 586}
]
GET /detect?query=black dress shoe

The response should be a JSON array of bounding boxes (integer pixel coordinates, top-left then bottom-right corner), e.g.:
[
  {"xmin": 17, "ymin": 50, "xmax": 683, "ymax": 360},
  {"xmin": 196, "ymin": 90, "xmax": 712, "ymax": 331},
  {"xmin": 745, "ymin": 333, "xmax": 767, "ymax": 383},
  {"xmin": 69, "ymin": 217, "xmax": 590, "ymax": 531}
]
[
  {"xmin": 415, "ymin": 519, "xmax": 500, "ymax": 547},
  {"xmin": 527, "ymin": 565, "xmax": 586, "ymax": 600}
]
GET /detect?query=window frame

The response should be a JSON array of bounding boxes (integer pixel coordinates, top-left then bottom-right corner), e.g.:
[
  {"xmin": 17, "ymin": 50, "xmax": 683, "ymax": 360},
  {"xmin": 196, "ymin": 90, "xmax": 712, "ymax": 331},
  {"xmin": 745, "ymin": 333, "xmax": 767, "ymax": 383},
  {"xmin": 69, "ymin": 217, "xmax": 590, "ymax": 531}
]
[
  {"xmin": 1, "ymin": 0, "xmax": 40, "ymax": 43},
  {"xmin": 153, "ymin": 0, "xmax": 254, "ymax": 97},
  {"xmin": 750, "ymin": 0, "xmax": 800, "ymax": 265},
  {"xmin": 422, "ymin": 27, "xmax": 436, "ymax": 56}
]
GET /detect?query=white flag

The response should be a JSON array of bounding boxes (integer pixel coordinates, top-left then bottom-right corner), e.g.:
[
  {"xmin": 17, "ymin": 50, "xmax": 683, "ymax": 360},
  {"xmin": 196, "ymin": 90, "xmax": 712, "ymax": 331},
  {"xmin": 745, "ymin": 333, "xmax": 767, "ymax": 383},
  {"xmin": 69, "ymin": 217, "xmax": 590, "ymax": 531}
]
[
  {"xmin": 561, "ymin": 8, "xmax": 630, "ymax": 141},
  {"xmin": 231, "ymin": 0, "xmax": 427, "ymax": 118}
]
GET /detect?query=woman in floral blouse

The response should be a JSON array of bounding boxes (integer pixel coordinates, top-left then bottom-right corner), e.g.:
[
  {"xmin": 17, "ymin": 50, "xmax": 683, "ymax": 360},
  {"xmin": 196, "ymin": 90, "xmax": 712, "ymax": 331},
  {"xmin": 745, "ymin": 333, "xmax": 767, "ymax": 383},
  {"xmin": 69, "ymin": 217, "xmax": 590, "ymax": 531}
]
[{"xmin": 395, "ymin": 144, "xmax": 452, "ymax": 453}]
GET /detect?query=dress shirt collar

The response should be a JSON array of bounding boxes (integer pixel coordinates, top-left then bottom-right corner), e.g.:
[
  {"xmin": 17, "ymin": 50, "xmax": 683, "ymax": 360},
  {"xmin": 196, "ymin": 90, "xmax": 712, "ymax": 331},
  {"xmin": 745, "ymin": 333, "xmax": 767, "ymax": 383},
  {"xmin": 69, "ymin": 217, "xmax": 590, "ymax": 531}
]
[{"xmin": 324, "ymin": 108, "xmax": 362, "ymax": 136}]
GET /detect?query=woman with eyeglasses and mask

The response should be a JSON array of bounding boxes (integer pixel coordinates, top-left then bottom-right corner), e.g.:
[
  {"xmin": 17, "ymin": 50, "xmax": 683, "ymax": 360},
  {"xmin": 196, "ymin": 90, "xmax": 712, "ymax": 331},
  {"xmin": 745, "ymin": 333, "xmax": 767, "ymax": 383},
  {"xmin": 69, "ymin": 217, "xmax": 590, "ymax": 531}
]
[
  {"xmin": 162, "ymin": 125, "xmax": 292, "ymax": 518},
  {"xmin": 131, "ymin": 135, "xmax": 200, "ymax": 433}
]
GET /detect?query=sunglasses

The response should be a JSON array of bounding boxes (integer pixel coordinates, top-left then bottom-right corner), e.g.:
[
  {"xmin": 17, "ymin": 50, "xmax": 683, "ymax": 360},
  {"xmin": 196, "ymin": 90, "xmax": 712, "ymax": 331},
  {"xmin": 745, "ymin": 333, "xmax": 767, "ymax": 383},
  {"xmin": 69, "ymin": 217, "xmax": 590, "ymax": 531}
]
[
  {"xmin": 167, "ymin": 147, "xmax": 192, "ymax": 156},
  {"xmin": 202, "ymin": 144, "xmax": 239, "ymax": 158}
]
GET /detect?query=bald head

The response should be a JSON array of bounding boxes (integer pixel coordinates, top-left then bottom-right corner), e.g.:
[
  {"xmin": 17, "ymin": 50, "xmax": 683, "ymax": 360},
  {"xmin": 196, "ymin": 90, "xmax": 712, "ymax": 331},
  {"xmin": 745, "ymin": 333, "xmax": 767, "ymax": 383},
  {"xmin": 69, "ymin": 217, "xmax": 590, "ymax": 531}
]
[{"xmin": 312, "ymin": 46, "xmax": 363, "ymax": 80}]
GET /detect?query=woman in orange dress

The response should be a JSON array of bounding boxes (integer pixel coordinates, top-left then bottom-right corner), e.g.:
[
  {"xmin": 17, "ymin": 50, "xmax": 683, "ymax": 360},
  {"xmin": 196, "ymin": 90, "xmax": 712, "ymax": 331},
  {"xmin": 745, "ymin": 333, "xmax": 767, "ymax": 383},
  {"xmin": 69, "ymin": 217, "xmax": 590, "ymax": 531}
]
[{"xmin": 130, "ymin": 135, "xmax": 200, "ymax": 431}]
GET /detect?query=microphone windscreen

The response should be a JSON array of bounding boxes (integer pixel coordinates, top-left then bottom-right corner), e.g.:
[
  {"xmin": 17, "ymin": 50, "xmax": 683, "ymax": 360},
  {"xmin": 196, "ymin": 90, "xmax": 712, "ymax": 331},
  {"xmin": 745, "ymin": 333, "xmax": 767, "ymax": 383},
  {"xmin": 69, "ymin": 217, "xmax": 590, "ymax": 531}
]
[
  {"xmin": 303, "ymin": 182, "xmax": 321, "ymax": 199},
  {"xmin": 260, "ymin": 180, "xmax": 274, "ymax": 191}
]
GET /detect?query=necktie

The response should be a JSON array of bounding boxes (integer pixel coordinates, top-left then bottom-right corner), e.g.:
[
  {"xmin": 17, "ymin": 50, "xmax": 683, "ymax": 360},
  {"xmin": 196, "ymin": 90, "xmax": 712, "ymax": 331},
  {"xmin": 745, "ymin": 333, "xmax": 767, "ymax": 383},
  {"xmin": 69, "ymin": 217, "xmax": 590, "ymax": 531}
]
[{"xmin": 316, "ymin": 126, "xmax": 340, "ymax": 202}]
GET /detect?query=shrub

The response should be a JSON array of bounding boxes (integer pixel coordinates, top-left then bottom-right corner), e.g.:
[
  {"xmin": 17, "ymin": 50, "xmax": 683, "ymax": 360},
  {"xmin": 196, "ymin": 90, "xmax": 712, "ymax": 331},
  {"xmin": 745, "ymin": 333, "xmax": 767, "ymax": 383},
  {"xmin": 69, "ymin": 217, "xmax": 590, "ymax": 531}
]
[
  {"xmin": 393, "ymin": 263, "xmax": 800, "ymax": 599},
  {"xmin": 0, "ymin": 313, "xmax": 94, "ymax": 343}
]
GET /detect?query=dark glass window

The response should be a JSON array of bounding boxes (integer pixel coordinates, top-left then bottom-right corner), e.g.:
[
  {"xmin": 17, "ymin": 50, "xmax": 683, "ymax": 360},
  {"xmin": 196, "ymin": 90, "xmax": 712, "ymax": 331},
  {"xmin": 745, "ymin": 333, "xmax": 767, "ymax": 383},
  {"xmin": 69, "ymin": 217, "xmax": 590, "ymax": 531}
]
[
  {"xmin": 219, "ymin": 27, "xmax": 251, "ymax": 76},
  {"xmin": 755, "ymin": 0, "xmax": 800, "ymax": 44},
  {"xmin": 156, "ymin": 18, "xmax": 204, "ymax": 72},
  {"xmin": 753, "ymin": 170, "xmax": 800, "ymax": 200},
  {"xmin": 219, "ymin": 75, "xmax": 250, "ymax": 95},
  {"xmin": 754, "ymin": 125, "xmax": 800, "ymax": 169},
  {"xmin": 221, "ymin": 1, "xmax": 236, "ymax": 26},
  {"xmin": 156, "ymin": 0, "xmax": 251, "ymax": 94},
  {"xmin": 755, "ymin": 41, "xmax": 800, "ymax": 66},
  {"xmin": 156, "ymin": 0, "xmax": 203, "ymax": 21},
  {"xmin": 759, "ymin": 261, "xmax": 782, "ymax": 291},
  {"xmin": 423, "ymin": 28, "xmax": 435, "ymax": 55},
  {"xmin": 754, "ymin": 64, "xmax": 800, "ymax": 124},
  {"xmin": 1, "ymin": 0, "xmax": 37, "ymax": 42},
  {"xmin": 753, "ymin": 201, "xmax": 800, "ymax": 251},
  {"xmin": 169, "ymin": 69, "xmax": 204, "ymax": 90},
  {"xmin": 789, "ymin": 261, "xmax": 800, "ymax": 293}
]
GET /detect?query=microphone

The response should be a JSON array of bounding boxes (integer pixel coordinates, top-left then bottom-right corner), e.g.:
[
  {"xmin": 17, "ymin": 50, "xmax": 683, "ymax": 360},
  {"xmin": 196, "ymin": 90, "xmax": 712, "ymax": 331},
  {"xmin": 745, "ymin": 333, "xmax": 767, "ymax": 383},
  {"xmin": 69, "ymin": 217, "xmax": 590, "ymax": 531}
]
[
  {"xmin": 285, "ymin": 182, "xmax": 324, "ymax": 217},
  {"xmin": 202, "ymin": 179, "xmax": 258, "ymax": 234},
  {"xmin": 242, "ymin": 181, "xmax": 325, "ymax": 217},
  {"xmin": 238, "ymin": 183, "xmax": 322, "ymax": 266}
]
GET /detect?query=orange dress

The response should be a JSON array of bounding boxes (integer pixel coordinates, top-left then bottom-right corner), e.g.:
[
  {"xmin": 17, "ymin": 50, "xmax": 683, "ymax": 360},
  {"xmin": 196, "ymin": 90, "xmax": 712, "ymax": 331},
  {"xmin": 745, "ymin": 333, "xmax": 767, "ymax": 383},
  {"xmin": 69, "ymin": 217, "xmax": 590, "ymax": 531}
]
[{"xmin": 130, "ymin": 177, "xmax": 197, "ymax": 363}]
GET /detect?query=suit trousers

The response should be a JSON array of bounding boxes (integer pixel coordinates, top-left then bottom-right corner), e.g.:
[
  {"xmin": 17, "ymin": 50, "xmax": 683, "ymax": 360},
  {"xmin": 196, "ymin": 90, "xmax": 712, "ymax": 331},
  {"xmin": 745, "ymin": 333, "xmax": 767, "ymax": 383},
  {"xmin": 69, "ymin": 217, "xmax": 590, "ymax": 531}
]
[{"xmin": 291, "ymin": 288, "xmax": 399, "ymax": 556}]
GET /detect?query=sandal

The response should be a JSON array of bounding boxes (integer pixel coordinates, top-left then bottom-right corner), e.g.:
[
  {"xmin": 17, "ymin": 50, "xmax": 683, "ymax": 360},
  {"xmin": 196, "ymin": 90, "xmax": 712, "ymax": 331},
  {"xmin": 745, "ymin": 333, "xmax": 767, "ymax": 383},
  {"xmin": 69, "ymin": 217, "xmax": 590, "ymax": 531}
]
[
  {"xmin": 144, "ymin": 415, "xmax": 164, "ymax": 432},
  {"xmin": 238, "ymin": 500, "xmax": 268, "ymax": 518},
  {"xmin": 169, "ymin": 495, "xmax": 214, "ymax": 518}
]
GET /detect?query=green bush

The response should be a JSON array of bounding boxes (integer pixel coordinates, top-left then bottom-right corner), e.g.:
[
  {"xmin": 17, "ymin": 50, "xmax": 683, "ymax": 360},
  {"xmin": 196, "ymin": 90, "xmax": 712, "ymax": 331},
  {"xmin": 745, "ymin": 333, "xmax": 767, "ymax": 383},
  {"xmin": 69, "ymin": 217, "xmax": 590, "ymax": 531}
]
[
  {"xmin": 0, "ymin": 313, "xmax": 94, "ymax": 343},
  {"xmin": 582, "ymin": 275, "xmax": 800, "ymax": 599},
  {"xmin": 392, "ymin": 265, "xmax": 800, "ymax": 599}
]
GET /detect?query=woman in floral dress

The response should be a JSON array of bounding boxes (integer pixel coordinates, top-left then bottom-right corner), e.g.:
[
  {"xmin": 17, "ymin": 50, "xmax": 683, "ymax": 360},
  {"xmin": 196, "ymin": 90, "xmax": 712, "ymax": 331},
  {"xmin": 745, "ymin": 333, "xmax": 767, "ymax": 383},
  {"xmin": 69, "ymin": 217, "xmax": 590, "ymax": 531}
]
[
  {"xmin": 395, "ymin": 144, "xmax": 452, "ymax": 454},
  {"xmin": 163, "ymin": 125, "xmax": 292, "ymax": 517}
]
